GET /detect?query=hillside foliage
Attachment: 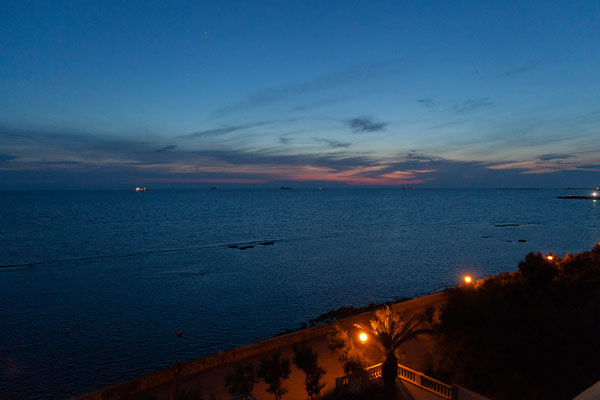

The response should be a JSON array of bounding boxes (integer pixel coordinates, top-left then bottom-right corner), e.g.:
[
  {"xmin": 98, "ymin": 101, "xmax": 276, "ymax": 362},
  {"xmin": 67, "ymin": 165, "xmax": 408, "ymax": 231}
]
[{"xmin": 433, "ymin": 245, "xmax": 600, "ymax": 399}]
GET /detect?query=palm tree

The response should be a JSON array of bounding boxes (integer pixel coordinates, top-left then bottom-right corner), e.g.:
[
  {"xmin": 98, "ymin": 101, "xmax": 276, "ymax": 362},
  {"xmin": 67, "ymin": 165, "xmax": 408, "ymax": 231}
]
[{"xmin": 355, "ymin": 306, "xmax": 430, "ymax": 396}]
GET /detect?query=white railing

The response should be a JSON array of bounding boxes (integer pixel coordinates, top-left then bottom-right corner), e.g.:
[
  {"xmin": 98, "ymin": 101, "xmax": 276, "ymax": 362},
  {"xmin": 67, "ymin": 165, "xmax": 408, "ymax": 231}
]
[
  {"xmin": 367, "ymin": 363, "xmax": 382, "ymax": 380},
  {"xmin": 334, "ymin": 374, "xmax": 350, "ymax": 388},
  {"xmin": 336, "ymin": 362, "xmax": 453, "ymax": 399},
  {"xmin": 397, "ymin": 363, "xmax": 452, "ymax": 399}
]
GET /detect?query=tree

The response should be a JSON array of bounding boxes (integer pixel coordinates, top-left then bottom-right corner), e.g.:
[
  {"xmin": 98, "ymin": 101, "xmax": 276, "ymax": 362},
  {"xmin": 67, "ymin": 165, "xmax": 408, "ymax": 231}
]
[
  {"xmin": 328, "ymin": 325, "xmax": 370, "ymax": 387},
  {"xmin": 355, "ymin": 306, "xmax": 430, "ymax": 397},
  {"xmin": 518, "ymin": 252, "xmax": 557, "ymax": 287},
  {"xmin": 293, "ymin": 343, "xmax": 327, "ymax": 400},
  {"xmin": 225, "ymin": 363, "xmax": 256, "ymax": 397},
  {"xmin": 328, "ymin": 325, "xmax": 368, "ymax": 372},
  {"xmin": 257, "ymin": 352, "xmax": 291, "ymax": 400}
]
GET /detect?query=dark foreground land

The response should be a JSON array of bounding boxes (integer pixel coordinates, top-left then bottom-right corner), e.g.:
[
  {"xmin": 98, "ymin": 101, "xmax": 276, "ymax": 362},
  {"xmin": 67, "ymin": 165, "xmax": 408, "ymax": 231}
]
[
  {"xmin": 431, "ymin": 244, "xmax": 600, "ymax": 399},
  {"xmin": 75, "ymin": 245, "xmax": 600, "ymax": 400}
]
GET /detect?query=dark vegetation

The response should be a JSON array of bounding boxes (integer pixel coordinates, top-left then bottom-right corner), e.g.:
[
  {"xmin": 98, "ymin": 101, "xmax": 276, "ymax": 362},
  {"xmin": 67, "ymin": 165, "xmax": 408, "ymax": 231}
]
[
  {"xmin": 292, "ymin": 343, "xmax": 327, "ymax": 400},
  {"xmin": 225, "ymin": 363, "xmax": 256, "ymax": 397},
  {"xmin": 257, "ymin": 352, "xmax": 291, "ymax": 400},
  {"xmin": 433, "ymin": 245, "xmax": 600, "ymax": 399},
  {"xmin": 328, "ymin": 325, "xmax": 369, "ymax": 381},
  {"xmin": 320, "ymin": 381, "xmax": 386, "ymax": 400},
  {"xmin": 223, "ymin": 345, "xmax": 327, "ymax": 400}
]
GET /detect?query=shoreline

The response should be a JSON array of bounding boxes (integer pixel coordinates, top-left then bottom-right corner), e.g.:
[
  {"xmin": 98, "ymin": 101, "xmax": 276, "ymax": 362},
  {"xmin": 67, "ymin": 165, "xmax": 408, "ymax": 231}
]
[{"xmin": 72, "ymin": 291, "xmax": 446, "ymax": 400}]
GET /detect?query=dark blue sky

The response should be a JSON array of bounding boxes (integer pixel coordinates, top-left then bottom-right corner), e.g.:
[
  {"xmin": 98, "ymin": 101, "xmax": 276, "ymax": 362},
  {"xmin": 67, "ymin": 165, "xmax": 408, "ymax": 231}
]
[{"xmin": 1, "ymin": 1, "xmax": 599, "ymax": 188}]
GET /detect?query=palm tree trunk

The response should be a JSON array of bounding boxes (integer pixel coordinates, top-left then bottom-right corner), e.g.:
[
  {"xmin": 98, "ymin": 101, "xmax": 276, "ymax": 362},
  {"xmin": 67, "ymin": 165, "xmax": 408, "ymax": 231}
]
[{"xmin": 382, "ymin": 352, "xmax": 398, "ymax": 398}]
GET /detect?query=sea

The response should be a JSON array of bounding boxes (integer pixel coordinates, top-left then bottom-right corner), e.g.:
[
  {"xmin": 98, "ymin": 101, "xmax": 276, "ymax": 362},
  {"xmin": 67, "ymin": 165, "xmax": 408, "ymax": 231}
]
[{"xmin": 1, "ymin": 188, "xmax": 599, "ymax": 399}]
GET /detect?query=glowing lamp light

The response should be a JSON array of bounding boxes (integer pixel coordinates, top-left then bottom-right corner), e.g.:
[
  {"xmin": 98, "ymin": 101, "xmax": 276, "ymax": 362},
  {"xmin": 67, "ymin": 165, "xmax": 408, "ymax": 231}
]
[
  {"xmin": 546, "ymin": 255, "xmax": 554, "ymax": 261},
  {"xmin": 593, "ymin": 192, "xmax": 598, "ymax": 197},
  {"xmin": 464, "ymin": 276, "xmax": 472, "ymax": 283},
  {"xmin": 359, "ymin": 332, "xmax": 368, "ymax": 343}
]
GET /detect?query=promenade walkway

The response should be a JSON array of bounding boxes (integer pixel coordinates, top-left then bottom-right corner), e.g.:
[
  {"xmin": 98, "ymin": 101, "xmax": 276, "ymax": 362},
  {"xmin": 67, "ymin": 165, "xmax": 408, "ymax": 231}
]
[{"xmin": 73, "ymin": 292, "xmax": 445, "ymax": 400}]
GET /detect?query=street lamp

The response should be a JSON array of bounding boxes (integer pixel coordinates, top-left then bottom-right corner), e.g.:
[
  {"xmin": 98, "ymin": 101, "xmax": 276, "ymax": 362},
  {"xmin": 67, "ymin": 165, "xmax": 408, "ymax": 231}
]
[
  {"xmin": 359, "ymin": 332, "xmax": 368, "ymax": 343},
  {"xmin": 464, "ymin": 276, "xmax": 472, "ymax": 284}
]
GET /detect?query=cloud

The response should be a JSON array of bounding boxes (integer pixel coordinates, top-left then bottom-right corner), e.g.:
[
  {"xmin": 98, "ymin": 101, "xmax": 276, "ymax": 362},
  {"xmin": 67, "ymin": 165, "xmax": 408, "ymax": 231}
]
[
  {"xmin": 214, "ymin": 61, "xmax": 402, "ymax": 115},
  {"xmin": 453, "ymin": 98, "xmax": 494, "ymax": 113},
  {"xmin": 2, "ymin": 125, "xmax": 599, "ymax": 189},
  {"xmin": 278, "ymin": 137, "xmax": 291, "ymax": 145},
  {"xmin": 0, "ymin": 127, "xmax": 182, "ymax": 170},
  {"xmin": 419, "ymin": 97, "xmax": 494, "ymax": 114},
  {"xmin": 417, "ymin": 98, "xmax": 436, "ymax": 110},
  {"xmin": 498, "ymin": 58, "xmax": 547, "ymax": 78},
  {"xmin": 348, "ymin": 117, "xmax": 387, "ymax": 133},
  {"xmin": 577, "ymin": 164, "xmax": 600, "ymax": 171},
  {"xmin": 351, "ymin": 152, "xmax": 486, "ymax": 182},
  {"xmin": 288, "ymin": 94, "xmax": 358, "ymax": 113},
  {"xmin": 38, "ymin": 160, "xmax": 83, "ymax": 165},
  {"xmin": 405, "ymin": 151, "xmax": 440, "ymax": 162},
  {"xmin": 0, "ymin": 126, "xmax": 369, "ymax": 173},
  {"xmin": 312, "ymin": 138, "xmax": 351, "ymax": 148},
  {"xmin": 0, "ymin": 153, "xmax": 16, "ymax": 163},
  {"xmin": 427, "ymin": 120, "xmax": 467, "ymax": 130},
  {"xmin": 155, "ymin": 145, "xmax": 176, "ymax": 153},
  {"xmin": 177, "ymin": 121, "xmax": 277, "ymax": 140},
  {"xmin": 538, "ymin": 153, "xmax": 575, "ymax": 161},
  {"xmin": 188, "ymin": 149, "xmax": 375, "ymax": 172}
]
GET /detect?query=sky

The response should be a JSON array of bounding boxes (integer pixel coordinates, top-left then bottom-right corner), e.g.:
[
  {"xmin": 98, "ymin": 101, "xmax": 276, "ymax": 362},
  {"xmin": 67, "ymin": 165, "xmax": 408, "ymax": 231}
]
[{"xmin": 1, "ymin": 0, "xmax": 599, "ymax": 188}]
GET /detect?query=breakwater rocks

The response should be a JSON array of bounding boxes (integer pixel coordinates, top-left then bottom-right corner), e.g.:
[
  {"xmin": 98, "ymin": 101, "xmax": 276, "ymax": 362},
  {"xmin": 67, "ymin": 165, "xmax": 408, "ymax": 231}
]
[
  {"xmin": 276, "ymin": 298, "xmax": 411, "ymax": 335},
  {"xmin": 492, "ymin": 224, "xmax": 529, "ymax": 244},
  {"xmin": 227, "ymin": 240, "xmax": 277, "ymax": 250},
  {"xmin": 557, "ymin": 195, "xmax": 598, "ymax": 199},
  {"xmin": 482, "ymin": 235, "xmax": 527, "ymax": 243}
]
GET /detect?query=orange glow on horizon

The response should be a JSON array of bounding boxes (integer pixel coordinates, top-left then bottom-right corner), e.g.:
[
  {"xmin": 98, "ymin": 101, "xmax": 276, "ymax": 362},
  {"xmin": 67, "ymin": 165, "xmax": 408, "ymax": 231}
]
[
  {"xmin": 143, "ymin": 178, "xmax": 268, "ymax": 184},
  {"xmin": 136, "ymin": 162, "xmax": 432, "ymax": 186}
]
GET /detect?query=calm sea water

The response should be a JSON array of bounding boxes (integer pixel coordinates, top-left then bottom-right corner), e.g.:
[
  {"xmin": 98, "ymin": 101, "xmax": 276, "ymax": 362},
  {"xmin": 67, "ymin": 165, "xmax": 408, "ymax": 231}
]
[{"xmin": 1, "ymin": 189, "xmax": 599, "ymax": 399}]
